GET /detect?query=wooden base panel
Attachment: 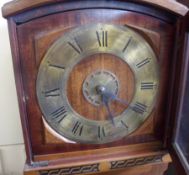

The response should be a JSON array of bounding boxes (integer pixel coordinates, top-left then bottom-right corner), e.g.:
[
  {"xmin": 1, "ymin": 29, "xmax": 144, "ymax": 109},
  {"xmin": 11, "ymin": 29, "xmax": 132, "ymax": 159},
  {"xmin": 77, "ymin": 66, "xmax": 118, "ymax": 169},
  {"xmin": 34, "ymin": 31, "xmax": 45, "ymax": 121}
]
[
  {"xmin": 24, "ymin": 162, "xmax": 169, "ymax": 175},
  {"xmin": 24, "ymin": 152, "xmax": 171, "ymax": 175},
  {"xmin": 98, "ymin": 163, "xmax": 169, "ymax": 175}
]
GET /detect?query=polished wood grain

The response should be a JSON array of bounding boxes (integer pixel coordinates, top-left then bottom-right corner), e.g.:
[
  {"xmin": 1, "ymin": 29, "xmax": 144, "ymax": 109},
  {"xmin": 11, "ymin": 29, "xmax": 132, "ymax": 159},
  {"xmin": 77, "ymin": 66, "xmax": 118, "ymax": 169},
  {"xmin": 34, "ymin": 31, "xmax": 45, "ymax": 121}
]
[
  {"xmin": 34, "ymin": 141, "xmax": 163, "ymax": 161},
  {"xmin": 7, "ymin": 18, "xmax": 33, "ymax": 164},
  {"xmin": 2, "ymin": 0, "xmax": 188, "ymax": 17},
  {"xmin": 137, "ymin": 0, "xmax": 188, "ymax": 16},
  {"xmin": 3, "ymin": 1, "xmax": 178, "ymax": 25}
]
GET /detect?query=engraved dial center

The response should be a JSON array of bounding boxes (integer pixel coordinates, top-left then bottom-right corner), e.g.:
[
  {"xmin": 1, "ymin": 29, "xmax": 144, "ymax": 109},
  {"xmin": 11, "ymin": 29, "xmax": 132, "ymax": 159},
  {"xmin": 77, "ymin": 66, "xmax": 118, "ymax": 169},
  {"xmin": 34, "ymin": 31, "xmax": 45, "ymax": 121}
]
[
  {"xmin": 83, "ymin": 70, "xmax": 119, "ymax": 106},
  {"xmin": 96, "ymin": 85, "xmax": 106, "ymax": 95}
]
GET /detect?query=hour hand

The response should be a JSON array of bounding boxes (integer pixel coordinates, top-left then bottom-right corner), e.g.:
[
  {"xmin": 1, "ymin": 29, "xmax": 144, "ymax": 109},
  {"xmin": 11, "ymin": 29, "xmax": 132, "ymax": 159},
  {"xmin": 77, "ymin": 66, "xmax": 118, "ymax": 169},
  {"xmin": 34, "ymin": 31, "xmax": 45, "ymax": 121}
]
[
  {"xmin": 96, "ymin": 85, "xmax": 130, "ymax": 106},
  {"xmin": 102, "ymin": 95, "xmax": 115, "ymax": 126},
  {"xmin": 96, "ymin": 85, "xmax": 116, "ymax": 125}
]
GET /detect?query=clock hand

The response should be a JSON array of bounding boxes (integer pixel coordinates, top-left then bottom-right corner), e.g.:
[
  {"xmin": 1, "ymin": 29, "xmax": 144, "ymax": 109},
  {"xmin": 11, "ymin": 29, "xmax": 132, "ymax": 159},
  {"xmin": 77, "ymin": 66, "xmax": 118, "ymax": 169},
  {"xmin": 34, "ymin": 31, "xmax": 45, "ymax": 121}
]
[
  {"xmin": 109, "ymin": 95, "xmax": 135, "ymax": 111},
  {"xmin": 113, "ymin": 96, "xmax": 129, "ymax": 106},
  {"xmin": 97, "ymin": 86, "xmax": 130, "ymax": 106},
  {"xmin": 96, "ymin": 85, "xmax": 115, "ymax": 125},
  {"xmin": 96, "ymin": 84, "xmax": 134, "ymax": 110},
  {"xmin": 96, "ymin": 85, "xmax": 135, "ymax": 125},
  {"xmin": 102, "ymin": 94, "xmax": 115, "ymax": 126}
]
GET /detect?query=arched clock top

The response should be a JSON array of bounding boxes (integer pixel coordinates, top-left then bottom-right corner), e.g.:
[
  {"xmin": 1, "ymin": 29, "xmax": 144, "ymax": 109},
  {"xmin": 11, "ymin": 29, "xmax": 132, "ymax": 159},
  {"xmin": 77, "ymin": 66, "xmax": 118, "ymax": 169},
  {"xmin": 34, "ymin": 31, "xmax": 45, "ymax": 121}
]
[{"xmin": 2, "ymin": 0, "xmax": 188, "ymax": 18}]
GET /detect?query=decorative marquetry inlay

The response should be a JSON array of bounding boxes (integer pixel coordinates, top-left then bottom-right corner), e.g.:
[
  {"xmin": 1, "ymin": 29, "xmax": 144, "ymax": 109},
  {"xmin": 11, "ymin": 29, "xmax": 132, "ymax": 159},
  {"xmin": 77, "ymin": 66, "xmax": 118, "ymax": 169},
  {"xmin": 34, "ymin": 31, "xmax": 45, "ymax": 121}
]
[
  {"xmin": 110, "ymin": 154, "xmax": 163, "ymax": 170},
  {"xmin": 39, "ymin": 154, "xmax": 164, "ymax": 175},
  {"xmin": 40, "ymin": 163, "xmax": 100, "ymax": 175}
]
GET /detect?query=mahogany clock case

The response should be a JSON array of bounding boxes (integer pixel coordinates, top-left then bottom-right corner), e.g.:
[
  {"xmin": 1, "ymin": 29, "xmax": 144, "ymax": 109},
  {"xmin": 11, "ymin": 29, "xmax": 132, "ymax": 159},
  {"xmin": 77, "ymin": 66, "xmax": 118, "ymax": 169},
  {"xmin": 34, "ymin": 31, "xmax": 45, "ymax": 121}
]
[
  {"xmin": 10, "ymin": 2, "xmax": 174, "ymax": 154},
  {"xmin": 1, "ymin": 0, "xmax": 189, "ymax": 174}
]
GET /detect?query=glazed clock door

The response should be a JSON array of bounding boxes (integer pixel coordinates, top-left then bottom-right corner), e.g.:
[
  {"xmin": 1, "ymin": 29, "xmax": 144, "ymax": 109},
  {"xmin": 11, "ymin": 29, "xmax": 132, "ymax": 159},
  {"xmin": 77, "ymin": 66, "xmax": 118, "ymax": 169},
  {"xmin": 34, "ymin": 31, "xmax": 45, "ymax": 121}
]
[{"xmin": 171, "ymin": 20, "xmax": 189, "ymax": 175}]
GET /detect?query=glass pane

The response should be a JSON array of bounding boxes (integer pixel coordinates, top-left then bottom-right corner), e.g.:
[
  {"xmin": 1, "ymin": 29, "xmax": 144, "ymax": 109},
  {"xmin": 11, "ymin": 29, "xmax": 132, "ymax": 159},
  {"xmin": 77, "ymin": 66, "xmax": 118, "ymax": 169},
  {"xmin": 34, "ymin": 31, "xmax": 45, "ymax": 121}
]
[
  {"xmin": 176, "ymin": 70, "xmax": 189, "ymax": 159},
  {"xmin": 174, "ymin": 34, "xmax": 189, "ymax": 173}
]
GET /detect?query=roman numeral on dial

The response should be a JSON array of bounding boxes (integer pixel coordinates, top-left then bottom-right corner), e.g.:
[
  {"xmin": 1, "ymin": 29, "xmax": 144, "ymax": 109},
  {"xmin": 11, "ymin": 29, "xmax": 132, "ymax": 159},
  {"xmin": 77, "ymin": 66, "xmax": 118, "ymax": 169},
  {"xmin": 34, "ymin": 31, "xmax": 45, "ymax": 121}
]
[
  {"xmin": 132, "ymin": 102, "xmax": 147, "ymax": 115},
  {"xmin": 136, "ymin": 58, "xmax": 150, "ymax": 68},
  {"xmin": 68, "ymin": 38, "xmax": 83, "ymax": 54},
  {"xmin": 141, "ymin": 82, "xmax": 156, "ymax": 90},
  {"xmin": 122, "ymin": 37, "xmax": 132, "ymax": 53},
  {"xmin": 50, "ymin": 106, "xmax": 67, "ymax": 123},
  {"xmin": 121, "ymin": 120, "xmax": 129, "ymax": 130},
  {"xmin": 96, "ymin": 30, "xmax": 108, "ymax": 47},
  {"xmin": 98, "ymin": 126, "xmax": 106, "ymax": 139},
  {"xmin": 72, "ymin": 121, "xmax": 83, "ymax": 136},
  {"xmin": 43, "ymin": 88, "xmax": 60, "ymax": 97},
  {"xmin": 48, "ymin": 61, "xmax": 65, "ymax": 70}
]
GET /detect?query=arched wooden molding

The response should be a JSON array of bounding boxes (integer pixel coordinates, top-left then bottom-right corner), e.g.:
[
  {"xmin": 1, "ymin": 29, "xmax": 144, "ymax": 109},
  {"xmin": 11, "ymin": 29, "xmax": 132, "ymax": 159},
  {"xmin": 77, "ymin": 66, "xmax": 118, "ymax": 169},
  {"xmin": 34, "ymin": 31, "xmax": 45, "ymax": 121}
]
[{"xmin": 1, "ymin": 0, "xmax": 188, "ymax": 18}]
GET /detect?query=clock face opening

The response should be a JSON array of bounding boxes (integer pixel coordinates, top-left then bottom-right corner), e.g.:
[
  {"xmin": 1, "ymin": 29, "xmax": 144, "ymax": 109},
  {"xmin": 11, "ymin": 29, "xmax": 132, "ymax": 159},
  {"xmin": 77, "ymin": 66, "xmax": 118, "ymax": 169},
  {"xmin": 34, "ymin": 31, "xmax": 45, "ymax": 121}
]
[{"xmin": 36, "ymin": 23, "xmax": 159, "ymax": 144}]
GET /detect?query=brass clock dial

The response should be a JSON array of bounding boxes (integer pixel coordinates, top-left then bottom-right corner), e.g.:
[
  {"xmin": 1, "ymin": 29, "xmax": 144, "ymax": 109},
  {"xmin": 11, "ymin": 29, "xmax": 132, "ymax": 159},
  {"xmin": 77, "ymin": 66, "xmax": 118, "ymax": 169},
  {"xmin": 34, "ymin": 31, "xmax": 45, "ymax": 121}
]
[{"xmin": 36, "ymin": 23, "xmax": 159, "ymax": 144}]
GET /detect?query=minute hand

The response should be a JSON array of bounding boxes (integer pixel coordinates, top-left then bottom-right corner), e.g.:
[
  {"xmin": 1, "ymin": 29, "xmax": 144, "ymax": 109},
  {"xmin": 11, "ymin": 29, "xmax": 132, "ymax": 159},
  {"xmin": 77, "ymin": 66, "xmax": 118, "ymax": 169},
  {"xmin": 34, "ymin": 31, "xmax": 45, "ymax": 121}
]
[
  {"xmin": 101, "ymin": 91, "xmax": 130, "ymax": 106},
  {"xmin": 101, "ymin": 90, "xmax": 131, "ymax": 126}
]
